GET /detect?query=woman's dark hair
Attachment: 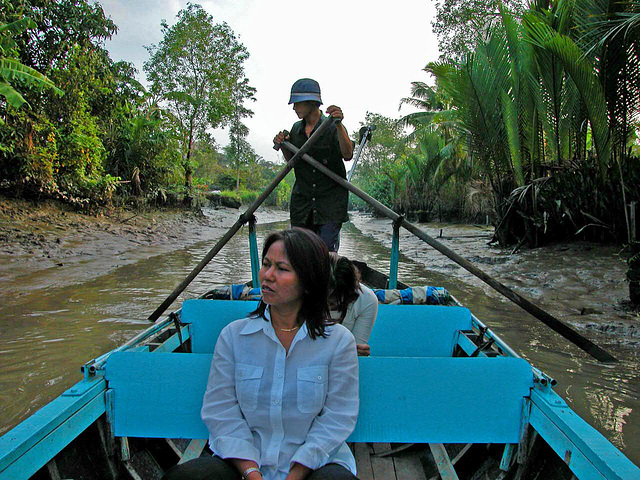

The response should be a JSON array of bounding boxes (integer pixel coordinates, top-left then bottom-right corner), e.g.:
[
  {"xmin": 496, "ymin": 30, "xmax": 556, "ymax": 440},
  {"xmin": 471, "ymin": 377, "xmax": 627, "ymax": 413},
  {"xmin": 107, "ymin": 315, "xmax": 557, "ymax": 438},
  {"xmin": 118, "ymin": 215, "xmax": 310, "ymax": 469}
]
[
  {"xmin": 329, "ymin": 253, "xmax": 361, "ymax": 320},
  {"xmin": 251, "ymin": 228, "xmax": 331, "ymax": 339}
]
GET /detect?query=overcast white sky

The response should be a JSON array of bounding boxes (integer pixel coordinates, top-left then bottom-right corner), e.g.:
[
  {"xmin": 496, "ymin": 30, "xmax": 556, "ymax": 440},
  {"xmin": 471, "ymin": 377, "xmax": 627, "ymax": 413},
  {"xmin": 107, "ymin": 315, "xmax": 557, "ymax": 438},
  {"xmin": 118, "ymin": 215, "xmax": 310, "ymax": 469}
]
[{"xmin": 99, "ymin": 0, "xmax": 440, "ymax": 164}]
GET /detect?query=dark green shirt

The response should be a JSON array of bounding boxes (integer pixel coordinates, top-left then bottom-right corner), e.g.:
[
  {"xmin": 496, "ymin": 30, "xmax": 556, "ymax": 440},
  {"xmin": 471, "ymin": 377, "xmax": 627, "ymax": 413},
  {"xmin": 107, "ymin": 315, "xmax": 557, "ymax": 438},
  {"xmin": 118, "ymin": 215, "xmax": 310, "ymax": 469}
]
[{"xmin": 289, "ymin": 114, "xmax": 349, "ymax": 225}]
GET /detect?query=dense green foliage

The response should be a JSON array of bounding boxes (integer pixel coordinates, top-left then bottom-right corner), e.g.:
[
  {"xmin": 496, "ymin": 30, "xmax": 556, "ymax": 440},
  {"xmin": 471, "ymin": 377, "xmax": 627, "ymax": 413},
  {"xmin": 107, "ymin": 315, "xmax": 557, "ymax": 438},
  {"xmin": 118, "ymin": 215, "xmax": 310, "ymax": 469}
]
[
  {"xmin": 1, "ymin": 0, "xmax": 638, "ymax": 249},
  {"xmin": 432, "ymin": 0, "xmax": 528, "ymax": 60},
  {"xmin": 143, "ymin": 4, "xmax": 256, "ymax": 205},
  {"xmin": 0, "ymin": 1, "xmax": 282, "ymax": 210},
  {"xmin": 391, "ymin": 0, "xmax": 640, "ymax": 246}
]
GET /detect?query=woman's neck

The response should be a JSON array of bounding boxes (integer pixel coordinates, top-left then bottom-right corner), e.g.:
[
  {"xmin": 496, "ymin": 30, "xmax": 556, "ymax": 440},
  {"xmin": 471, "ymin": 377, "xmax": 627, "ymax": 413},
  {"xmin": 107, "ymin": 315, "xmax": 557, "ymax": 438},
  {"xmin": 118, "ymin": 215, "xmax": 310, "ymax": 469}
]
[{"xmin": 270, "ymin": 304, "xmax": 301, "ymax": 330}]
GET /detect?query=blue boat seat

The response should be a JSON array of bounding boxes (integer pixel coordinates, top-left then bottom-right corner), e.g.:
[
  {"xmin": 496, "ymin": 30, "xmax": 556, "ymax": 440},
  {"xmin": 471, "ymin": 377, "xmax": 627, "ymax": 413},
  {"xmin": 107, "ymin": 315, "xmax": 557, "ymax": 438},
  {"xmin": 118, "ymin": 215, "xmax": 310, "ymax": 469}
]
[
  {"xmin": 105, "ymin": 351, "xmax": 533, "ymax": 444},
  {"xmin": 181, "ymin": 299, "xmax": 258, "ymax": 354},
  {"xmin": 182, "ymin": 300, "xmax": 472, "ymax": 357},
  {"xmin": 369, "ymin": 304, "xmax": 472, "ymax": 357}
]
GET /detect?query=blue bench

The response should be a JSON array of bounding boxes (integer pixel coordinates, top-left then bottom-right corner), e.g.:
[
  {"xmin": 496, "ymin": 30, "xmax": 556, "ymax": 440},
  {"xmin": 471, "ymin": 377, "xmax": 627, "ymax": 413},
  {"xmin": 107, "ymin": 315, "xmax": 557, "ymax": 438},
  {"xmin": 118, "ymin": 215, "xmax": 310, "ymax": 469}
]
[
  {"xmin": 368, "ymin": 304, "xmax": 471, "ymax": 357},
  {"xmin": 181, "ymin": 299, "xmax": 472, "ymax": 357},
  {"xmin": 181, "ymin": 299, "xmax": 258, "ymax": 354},
  {"xmin": 105, "ymin": 351, "xmax": 533, "ymax": 444}
]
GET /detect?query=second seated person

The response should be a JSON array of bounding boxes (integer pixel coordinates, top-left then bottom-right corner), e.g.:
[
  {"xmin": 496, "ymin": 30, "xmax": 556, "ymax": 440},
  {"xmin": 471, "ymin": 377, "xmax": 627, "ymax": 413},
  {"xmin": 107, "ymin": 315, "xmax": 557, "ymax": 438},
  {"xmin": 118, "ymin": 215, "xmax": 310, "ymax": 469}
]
[
  {"xmin": 328, "ymin": 253, "xmax": 378, "ymax": 357},
  {"xmin": 162, "ymin": 227, "xmax": 359, "ymax": 480}
]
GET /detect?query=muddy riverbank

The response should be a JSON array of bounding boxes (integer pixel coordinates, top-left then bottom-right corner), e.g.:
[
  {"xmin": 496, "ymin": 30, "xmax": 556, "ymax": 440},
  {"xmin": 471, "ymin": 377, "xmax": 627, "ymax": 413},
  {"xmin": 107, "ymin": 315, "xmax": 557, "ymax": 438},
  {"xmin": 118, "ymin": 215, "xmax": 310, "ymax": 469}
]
[
  {"xmin": 0, "ymin": 198, "xmax": 640, "ymax": 346},
  {"xmin": 350, "ymin": 213, "xmax": 640, "ymax": 347},
  {"xmin": 1, "ymin": 198, "xmax": 637, "ymax": 343},
  {"xmin": 0, "ymin": 197, "xmax": 289, "ymax": 294}
]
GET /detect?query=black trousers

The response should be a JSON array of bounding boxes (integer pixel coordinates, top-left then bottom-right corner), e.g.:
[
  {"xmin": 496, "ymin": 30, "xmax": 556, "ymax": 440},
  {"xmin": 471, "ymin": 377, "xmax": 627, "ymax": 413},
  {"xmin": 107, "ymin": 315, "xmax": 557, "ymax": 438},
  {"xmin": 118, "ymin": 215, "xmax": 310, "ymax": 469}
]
[
  {"xmin": 292, "ymin": 220, "xmax": 342, "ymax": 253},
  {"xmin": 162, "ymin": 455, "xmax": 358, "ymax": 480}
]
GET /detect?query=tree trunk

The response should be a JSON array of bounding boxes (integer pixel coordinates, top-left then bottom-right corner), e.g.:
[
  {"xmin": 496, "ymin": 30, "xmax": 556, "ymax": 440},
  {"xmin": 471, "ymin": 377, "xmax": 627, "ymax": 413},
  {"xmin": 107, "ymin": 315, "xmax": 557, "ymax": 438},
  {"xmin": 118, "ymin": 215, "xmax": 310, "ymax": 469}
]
[{"xmin": 183, "ymin": 130, "xmax": 194, "ymax": 207}]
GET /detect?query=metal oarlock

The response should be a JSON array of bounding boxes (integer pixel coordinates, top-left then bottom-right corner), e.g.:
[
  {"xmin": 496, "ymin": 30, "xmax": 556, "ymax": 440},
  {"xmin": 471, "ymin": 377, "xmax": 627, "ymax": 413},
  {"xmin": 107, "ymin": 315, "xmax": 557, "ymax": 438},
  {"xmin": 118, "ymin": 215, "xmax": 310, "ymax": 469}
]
[{"xmin": 347, "ymin": 125, "xmax": 375, "ymax": 182}]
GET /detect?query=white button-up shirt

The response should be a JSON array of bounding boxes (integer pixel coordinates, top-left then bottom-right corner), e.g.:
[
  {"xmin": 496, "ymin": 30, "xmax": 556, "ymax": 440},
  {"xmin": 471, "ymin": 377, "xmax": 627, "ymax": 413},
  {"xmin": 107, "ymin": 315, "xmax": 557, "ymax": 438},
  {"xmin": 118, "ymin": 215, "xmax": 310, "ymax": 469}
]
[{"xmin": 201, "ymin": 309, "xmax": 359, "ymax": 480}]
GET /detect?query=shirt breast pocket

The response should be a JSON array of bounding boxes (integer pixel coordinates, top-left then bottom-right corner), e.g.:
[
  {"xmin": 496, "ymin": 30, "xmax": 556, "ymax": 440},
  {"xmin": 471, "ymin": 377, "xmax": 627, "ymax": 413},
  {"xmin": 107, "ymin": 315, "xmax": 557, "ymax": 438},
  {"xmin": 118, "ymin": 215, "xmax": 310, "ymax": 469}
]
[
  {"xmin": 310, "ymin": 145, "xmax": 331, "ymax": 165},
  {"xmin": 235, "ymin": 364, "xmax": 263, "ymax": 412},
  {"xmin": 297, "ymin": 366, "xmax": 328, "ymax": 414}
]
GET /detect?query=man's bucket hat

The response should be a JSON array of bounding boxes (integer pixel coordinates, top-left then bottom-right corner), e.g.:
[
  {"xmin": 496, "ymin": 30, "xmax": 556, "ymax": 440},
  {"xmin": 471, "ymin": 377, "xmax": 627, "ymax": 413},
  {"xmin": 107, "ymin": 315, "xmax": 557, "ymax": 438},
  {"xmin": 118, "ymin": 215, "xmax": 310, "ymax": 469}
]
[{"xmin": 289, "ymin": 78, "xmax": 322, "ymax": 104}]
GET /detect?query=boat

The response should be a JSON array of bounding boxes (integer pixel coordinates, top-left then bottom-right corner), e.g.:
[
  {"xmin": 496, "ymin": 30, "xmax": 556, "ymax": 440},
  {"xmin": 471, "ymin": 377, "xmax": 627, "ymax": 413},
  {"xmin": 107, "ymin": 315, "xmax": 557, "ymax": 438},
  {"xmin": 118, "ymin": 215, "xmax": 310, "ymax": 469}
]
[
  {"xmin": 1, "ymin": 122, "xmax": 639, "ymax": 480},
  {"xmin": 1, "ymin": 264, "xmax": 638, "ymax": 480}
]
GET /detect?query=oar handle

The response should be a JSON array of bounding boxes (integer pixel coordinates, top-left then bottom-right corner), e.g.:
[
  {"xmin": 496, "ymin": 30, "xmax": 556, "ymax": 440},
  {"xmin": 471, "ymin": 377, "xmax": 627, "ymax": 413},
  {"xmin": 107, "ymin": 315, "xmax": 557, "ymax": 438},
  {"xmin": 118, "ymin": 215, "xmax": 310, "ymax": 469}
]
[
  {"xmin": 273, "ymin": 117, "xmax": 341, "ymax": 150},
  {"xmin": 273, "ymin": 130, "xmax": 289, "ymax": 151}
]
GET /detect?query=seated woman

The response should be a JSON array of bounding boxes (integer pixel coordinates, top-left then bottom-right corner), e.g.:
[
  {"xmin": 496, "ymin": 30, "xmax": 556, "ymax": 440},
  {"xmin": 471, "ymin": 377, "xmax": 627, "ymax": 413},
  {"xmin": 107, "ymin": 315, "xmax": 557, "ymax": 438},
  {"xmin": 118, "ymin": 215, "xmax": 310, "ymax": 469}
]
[
  {"xmin": 328, "ymin": 253, "xmax": 379, "ymax": 357},
  {"xmin": 162, "ymin": 228, "xmax": 359, "ymax": 480}
]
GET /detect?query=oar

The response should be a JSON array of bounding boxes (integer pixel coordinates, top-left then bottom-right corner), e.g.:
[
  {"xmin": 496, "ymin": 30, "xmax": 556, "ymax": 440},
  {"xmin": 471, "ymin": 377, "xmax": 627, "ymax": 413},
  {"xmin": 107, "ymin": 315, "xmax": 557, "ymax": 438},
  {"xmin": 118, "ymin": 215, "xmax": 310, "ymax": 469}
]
[
  {"xmin": 147, "ymin": 117, "xmax": 340, "ymax": 322},
  {"xmin": 279, "ymin": 140, "xmax": 618, "ymax": 363}
]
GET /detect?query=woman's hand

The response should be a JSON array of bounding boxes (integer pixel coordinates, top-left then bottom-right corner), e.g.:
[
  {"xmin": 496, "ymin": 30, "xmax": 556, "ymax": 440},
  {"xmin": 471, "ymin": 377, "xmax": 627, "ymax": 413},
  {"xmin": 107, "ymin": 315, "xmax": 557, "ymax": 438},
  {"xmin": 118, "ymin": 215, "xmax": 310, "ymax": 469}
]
[
  {"xmin": 285, "ymin": 462, "xmax": 312, "ymax": 480},
  {"xmin": 356, "ymin": 343, "xmax": 371, "ymax": 356}
]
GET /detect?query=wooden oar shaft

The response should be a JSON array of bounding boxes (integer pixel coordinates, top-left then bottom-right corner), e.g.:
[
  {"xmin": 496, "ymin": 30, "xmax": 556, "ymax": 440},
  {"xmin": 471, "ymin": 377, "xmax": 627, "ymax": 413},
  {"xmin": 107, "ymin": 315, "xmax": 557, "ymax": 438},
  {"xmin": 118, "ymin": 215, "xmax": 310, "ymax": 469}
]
[
  {"xmin": 148, "ymin": 118, "xmax": 339, "ymax": 322},
  {"xmin": 280, "ymin": 140, "xmax": 617, "ymax": 363}
]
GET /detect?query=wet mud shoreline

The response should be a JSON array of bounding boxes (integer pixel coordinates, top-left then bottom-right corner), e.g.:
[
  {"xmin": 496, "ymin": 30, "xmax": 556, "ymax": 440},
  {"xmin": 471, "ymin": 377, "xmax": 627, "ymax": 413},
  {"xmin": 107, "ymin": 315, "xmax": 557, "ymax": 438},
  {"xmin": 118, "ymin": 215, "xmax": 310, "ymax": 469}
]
[
  {"xmin": 349, "ymin": 213, "xmax": 640, "ymax": 346},
  {"xmin": 1, "ymin": 198, "xmax": 637, "ymax": 343},
  {"xmin": 0, "ymin": 197, "xmax": 288, "ymax": 294}
]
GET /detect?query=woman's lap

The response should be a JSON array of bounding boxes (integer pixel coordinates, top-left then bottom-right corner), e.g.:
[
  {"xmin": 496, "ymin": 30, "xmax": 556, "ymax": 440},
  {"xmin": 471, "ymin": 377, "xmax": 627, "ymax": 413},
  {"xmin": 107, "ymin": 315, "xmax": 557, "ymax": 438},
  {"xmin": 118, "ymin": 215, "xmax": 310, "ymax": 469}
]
[
  {"xmin": 161, "ymin": 456, "xmax": 358, "ymax": 480},
  {"xmin": 161, "ymin": 456, "xmax": 238, "ymax": 480},
  {"xmin": 309, "ymin": 463, "xmax": 358, "ymax": 479}
]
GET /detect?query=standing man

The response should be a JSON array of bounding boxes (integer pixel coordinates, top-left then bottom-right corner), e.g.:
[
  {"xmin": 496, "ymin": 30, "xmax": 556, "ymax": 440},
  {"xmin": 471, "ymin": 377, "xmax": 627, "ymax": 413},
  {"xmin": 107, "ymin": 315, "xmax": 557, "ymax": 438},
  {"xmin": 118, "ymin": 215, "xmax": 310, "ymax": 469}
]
[{"xmin": 273, "ymin": 78, "xmax": 353, "ymax": 252}]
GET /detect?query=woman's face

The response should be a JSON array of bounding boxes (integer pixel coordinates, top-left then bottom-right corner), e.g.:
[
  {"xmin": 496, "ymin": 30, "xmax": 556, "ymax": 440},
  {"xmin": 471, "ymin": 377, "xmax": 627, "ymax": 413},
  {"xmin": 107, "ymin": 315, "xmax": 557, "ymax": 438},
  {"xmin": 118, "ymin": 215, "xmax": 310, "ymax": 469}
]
[{"xmin": 259, "ymin": 240, "xmax": 304, "ymax": 310}]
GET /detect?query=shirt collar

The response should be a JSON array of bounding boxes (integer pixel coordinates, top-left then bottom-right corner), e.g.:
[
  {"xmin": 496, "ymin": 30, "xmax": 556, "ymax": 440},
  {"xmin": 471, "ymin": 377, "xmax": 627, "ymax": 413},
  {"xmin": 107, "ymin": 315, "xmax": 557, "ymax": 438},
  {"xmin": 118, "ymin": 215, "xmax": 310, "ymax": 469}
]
[
  {"xmin": 298, "ymin": 113, "xmax": 327, "ymax": 136},
  {"xmin": 239, "ymin": 305, "xmax": 310, "ymax": 343},
  {"xmin": 239, "ymin": 311, "xmax": 270, "ymax": 335}
]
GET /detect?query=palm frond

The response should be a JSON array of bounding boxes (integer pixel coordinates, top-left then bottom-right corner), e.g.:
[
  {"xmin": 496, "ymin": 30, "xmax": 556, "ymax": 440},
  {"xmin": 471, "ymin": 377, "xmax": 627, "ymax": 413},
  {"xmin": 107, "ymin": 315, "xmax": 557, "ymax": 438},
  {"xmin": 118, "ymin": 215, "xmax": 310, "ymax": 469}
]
[{"xmin": 542, "ymin": 33, "xmax": 611, "ymax": 174}]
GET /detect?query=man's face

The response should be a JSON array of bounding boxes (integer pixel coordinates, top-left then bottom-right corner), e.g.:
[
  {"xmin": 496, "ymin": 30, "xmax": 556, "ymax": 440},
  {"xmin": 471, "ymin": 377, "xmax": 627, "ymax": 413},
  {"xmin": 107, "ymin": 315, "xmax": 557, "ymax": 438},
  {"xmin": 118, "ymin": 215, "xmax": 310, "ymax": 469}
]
[{"xmin": 293, "ymin": 101, "xmax": 316, "ymax": 119}]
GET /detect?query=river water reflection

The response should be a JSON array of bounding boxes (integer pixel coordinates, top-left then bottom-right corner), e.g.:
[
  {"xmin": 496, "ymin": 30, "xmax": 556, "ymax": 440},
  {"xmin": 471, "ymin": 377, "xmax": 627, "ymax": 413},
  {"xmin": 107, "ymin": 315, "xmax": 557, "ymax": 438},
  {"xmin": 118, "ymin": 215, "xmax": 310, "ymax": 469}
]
[{"xmin": 0, "ymin": 213, "xmax": 638, "ymax": 467}]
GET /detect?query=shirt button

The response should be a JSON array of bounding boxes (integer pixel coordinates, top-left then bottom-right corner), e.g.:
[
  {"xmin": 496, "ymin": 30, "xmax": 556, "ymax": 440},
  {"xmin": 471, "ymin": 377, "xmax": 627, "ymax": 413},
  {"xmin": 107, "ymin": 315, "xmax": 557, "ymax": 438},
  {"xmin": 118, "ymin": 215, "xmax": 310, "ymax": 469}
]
[
  {"xmin": 312, "ymin": 198, "xmax": 315, "ymax": 201},
  {"xmin": 313, "ymin": 184, "xmax": 316, "ymax": 187},
  {"xmin": 274, "ymin": 399, "xmax": 280, "ymax": 405},
  {"xmin": 278, "ymin": 373, "xmax": 283, "ymax": 378},
  {"xmin": 317, "ymin": 376, "xmax": 322, "ymax": 380}
]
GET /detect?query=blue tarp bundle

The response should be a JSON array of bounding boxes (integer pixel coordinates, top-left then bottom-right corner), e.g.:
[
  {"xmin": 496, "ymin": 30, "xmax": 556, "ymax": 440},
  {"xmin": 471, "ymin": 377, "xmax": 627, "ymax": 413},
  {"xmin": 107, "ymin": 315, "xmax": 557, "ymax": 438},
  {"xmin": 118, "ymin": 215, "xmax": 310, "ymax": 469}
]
[
  {"xmin": 202, "ymin": 284, "xmax": 452, "ymax": 306},
  {"xmin": 202, "ymin": 284, "xmax": 262, "ymax": 301},
  {"xmin": 373, "ymin": 286, "xmax": 451, "ymax": 305}
]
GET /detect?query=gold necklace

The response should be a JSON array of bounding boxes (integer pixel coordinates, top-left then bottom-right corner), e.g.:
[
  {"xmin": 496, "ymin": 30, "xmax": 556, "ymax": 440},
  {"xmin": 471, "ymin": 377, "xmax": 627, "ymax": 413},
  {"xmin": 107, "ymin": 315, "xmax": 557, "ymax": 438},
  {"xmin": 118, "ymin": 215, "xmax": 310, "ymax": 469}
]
[{"xmin": 274, "ymin": 324, "xmax": 299, "ymax": 332}]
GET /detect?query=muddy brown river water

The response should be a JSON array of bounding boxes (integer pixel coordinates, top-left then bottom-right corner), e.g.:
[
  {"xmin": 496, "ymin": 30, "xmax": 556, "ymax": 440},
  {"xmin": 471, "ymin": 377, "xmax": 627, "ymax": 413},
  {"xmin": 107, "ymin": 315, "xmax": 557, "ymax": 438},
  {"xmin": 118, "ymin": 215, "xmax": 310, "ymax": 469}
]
[{"xmin": 0, "ymin": 209, "xmax": 638, "ymax": 468}]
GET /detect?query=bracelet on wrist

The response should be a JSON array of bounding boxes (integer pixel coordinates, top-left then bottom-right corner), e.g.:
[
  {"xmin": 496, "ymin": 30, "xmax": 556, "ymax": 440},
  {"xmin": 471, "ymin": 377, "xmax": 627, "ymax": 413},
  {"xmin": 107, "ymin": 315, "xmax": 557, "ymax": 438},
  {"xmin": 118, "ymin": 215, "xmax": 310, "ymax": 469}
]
[{"xmin": 241, "ymin": 466, "xmax": 261, "ymax": 479}]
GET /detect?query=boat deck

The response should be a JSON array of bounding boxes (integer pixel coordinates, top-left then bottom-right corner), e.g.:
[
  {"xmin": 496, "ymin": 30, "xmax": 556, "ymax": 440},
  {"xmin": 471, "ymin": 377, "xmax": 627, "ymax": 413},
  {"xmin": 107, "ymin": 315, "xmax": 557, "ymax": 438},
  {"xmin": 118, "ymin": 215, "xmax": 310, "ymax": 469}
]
[
  {"xmin": 161, "ymin": 439, "xmax": 429, "ymax": 479},
  {"xmin": 352, "ymin": 443, "xmax": 427, "ymax": 480}
]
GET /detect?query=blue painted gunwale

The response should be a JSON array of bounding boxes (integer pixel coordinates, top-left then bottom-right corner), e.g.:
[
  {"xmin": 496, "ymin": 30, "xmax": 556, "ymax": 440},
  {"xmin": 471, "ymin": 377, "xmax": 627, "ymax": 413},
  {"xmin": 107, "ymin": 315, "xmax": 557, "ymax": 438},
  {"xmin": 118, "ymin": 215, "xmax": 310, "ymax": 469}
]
[
  {"xmin": 0, "ymin": 316, "xmax": 186, "ymax": 480},
  {"xmin": 0, "ymin": 378, "xmax": 106, "ymax": 480}
]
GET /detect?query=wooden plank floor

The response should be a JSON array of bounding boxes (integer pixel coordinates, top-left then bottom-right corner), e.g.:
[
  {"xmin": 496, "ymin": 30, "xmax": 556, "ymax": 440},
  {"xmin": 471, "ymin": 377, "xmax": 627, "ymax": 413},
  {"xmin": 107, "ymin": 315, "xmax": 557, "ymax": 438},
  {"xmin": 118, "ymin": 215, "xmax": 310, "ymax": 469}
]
[{"xmin": 351, "ymin": 443, "xmax": 426, "ymax": 480}]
